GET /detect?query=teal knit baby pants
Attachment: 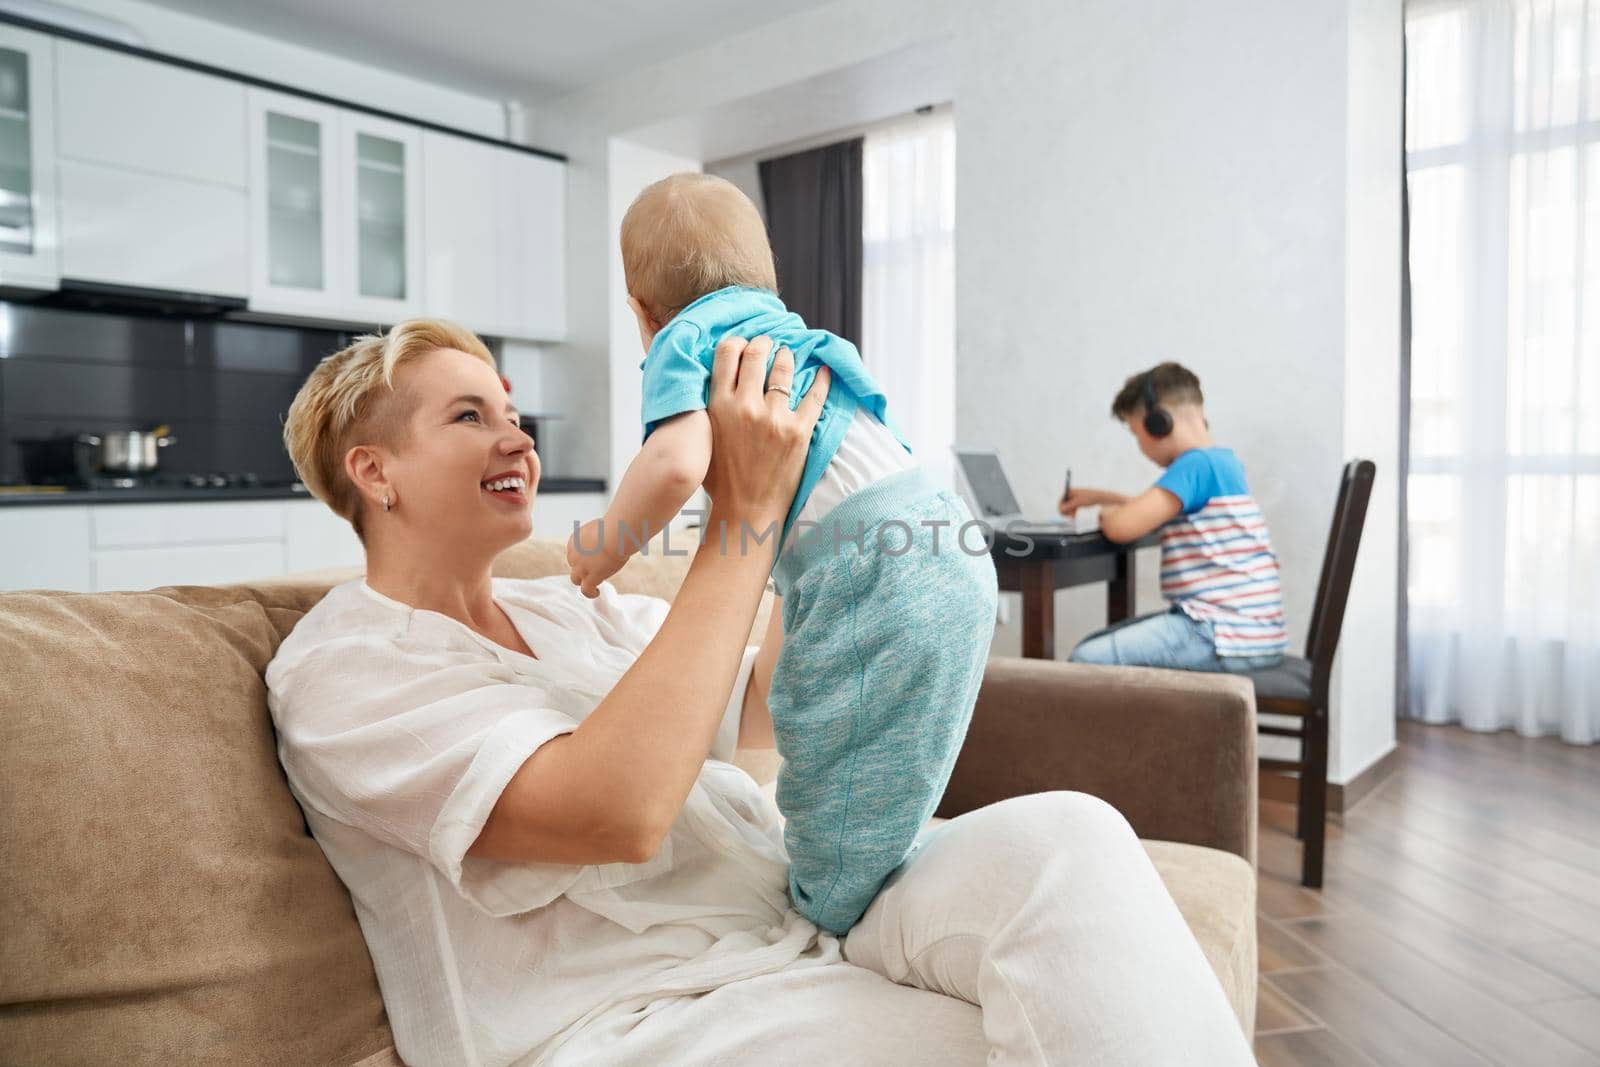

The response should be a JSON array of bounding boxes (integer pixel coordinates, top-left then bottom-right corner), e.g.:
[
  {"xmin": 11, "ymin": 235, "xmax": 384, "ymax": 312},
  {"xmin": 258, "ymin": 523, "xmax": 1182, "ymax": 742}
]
[{"xmin": 769, "ymin": 467, "xmax": 999, "ymax": 934}]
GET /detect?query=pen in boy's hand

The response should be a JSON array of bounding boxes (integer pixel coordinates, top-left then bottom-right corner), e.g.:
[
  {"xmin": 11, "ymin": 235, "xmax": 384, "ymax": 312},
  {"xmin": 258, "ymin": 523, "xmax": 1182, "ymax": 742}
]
[{"xmin": 1063, "ymin": 468, "xmax": 1072, "ymax": 502}]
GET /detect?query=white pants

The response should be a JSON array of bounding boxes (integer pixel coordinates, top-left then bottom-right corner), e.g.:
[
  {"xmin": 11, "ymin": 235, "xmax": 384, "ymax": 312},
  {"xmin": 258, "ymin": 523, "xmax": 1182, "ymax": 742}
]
[{"xmin": 558, "ymin": 793, "xmax": 1255, "ymax": 1065}]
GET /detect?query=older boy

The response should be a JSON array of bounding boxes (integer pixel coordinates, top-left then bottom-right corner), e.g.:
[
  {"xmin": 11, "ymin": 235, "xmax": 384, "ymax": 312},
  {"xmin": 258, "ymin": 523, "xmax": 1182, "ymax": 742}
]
[
  {"xmin": 565, "ymin": 173, "xmax": 997, "ymax": 934},
  {"xmin": 1062, "ymin": 363, "xmax": 1287, "ymax": 672}
]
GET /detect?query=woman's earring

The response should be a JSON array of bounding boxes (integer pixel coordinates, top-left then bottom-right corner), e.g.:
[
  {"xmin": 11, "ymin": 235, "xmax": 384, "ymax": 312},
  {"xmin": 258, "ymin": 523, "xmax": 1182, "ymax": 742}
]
[{"xmin": 382, "ymin": 495, "xmax": 391, "ymax": 513}]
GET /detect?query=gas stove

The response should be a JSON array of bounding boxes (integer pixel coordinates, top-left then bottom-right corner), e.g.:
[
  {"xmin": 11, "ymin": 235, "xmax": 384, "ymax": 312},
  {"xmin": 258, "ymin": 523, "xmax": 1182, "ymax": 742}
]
[{"xmin": 75, "ymin": 472, "xmax": 303, "ymax": 492}]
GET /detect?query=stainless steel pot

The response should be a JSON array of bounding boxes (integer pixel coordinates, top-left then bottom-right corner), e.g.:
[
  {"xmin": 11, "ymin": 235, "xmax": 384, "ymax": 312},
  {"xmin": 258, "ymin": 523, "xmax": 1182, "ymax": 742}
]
[{"xmin": 88, "ymin": 427, "xmax": 177, "ymax": 475}]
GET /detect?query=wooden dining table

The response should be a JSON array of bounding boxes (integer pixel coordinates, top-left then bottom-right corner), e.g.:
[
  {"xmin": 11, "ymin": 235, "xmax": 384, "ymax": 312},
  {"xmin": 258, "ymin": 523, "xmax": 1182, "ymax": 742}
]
[{"xmin": 989, "ymin": 527, "xmax": 1162, "ymax": 659}]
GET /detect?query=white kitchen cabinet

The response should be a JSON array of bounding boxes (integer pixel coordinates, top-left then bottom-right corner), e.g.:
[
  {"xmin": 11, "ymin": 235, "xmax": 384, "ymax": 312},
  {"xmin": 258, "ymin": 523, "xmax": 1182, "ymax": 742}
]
[
  {"xmin": 0, "ymin": 493, "xmax": 614, "ymax": 593},
  {"xmin": 529, "ymin": 492, "xmax": 605, "ymax": 541},
  {"xmin": 0, "ymin": 27, "xmax": 569, "ymax": 327},
  {"xmin": 284, "ymin": 498, "xmax": 363, "ymax": 573},
  {"xmin": 247, "ymin": 89, "xmax": 343, "ymax": 317},
  {"xmin": 1, "ymin": 500, "xmax": 342, "ymax": 592},
  {"xmin": 0, "ymin": 25, "xmax": 58, "ymax": 291},
  {"xmin": 55, "ymin": 41, "xmax": 246, "ymax": 187},
  {"xmin": 421, "ymin": 130, "xmax": 499, "ymax": 332},
  {"xmin": 422, "ymin": 131, "xmax": 565, "ymax": 341},
  {"xmin": 496, "ymin": 150, "xmax": 565, "ymax": 341},
  {"xmin": 338, "ymin": 112, "xmax": 422, "ymax": 323},
  {"xmin": 58, "ymin": 160, "xmax": 248, "ymax": 296},
  {"xmin": 92, "ymin": 543, "xmax": 287, "ymax": 592},
  {"xmin": 53, "ymin": 40, "xmax": 248, "ymax": 297},
  {"xmin": 91, "ymin": 500, "xmax": 286, "ymax": 548},
  {"xmin": 250, "ymin": 90, "xmax": 427, "ymax": 325},
  {"xmin": 0, "ymin": 506, "xmax": 90, "ymax": 591}
]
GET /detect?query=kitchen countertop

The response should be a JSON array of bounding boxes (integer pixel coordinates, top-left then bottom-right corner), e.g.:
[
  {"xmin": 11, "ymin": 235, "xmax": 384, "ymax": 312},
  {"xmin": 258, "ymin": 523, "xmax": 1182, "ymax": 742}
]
[{"xmin": 0, "ymin": 477, "xmax": 608, "ymax": 507}]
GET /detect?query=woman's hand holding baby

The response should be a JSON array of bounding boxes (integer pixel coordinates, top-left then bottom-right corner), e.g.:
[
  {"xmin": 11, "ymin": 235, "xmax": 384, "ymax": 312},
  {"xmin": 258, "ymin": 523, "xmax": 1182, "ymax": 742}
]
[
  {"xmin": 566, "ymin": 335, "xmax": 826, "ymax": 599},
  {"xmin": 701, "ymin": 335, "xmax": 828, "ymax": 541}
]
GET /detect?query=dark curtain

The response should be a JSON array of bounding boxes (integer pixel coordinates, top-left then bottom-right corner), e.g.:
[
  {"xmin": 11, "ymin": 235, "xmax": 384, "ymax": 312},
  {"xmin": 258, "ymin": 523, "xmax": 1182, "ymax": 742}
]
[
  {"xmin": 1397, "ymin": 31, "xmax": 1412, "ymax": 719},
  {"xmin": 758, "ymin": 138, "xmax": 863, "ymax": 345}
]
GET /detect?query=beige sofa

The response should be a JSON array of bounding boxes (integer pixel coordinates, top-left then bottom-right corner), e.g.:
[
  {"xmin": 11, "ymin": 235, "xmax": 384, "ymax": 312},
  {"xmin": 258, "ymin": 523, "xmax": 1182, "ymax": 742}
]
[{"xmin": 0, "ymin": 537, "xmax": 1258, "ymax": 1064}]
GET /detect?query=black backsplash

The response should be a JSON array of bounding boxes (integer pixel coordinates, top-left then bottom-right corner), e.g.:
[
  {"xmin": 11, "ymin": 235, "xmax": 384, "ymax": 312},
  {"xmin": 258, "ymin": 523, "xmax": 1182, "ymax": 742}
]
[{"xmin": 0, "ymin": 302, "xmax": 362, "ymax": 483}]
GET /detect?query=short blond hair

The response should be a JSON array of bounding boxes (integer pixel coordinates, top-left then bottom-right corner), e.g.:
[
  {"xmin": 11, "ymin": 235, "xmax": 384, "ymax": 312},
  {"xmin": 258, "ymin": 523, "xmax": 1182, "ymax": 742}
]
[
  {"xmin": 621, "ymin": 172, "xmax": 777, "ymax": 324},
  {"xmin": 283, "ymin": 318, "xmax": 496, "ymax": 537}
]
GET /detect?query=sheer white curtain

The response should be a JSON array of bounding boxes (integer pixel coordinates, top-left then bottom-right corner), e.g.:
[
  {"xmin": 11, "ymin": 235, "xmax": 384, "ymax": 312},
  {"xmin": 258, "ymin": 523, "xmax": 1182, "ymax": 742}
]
[
  {"xmin": 861, "ymin": 110, "xmax": 956, "ymax": 487},
  {"xmin": 1406, "ymin": 0, "xmax": 1599, "ymax": 743}
]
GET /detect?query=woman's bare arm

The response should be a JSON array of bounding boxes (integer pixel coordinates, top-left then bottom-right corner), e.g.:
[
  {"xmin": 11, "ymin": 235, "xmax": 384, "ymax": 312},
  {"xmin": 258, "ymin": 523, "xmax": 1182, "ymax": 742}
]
[
  {"xmin": 471, "ymin": 339, "xmax": 827, "ymax": 866},
  {"xmin": 738, "ymin": 598, "xmax": 782, "ymax": 750}
]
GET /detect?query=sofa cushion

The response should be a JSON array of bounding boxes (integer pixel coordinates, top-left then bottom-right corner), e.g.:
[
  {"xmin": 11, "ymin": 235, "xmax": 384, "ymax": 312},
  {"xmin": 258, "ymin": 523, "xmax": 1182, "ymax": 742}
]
[
  {"xmin": 0, "ymin": 585, "xmax": 393, "ymax": 1065},
  {"xmin": 1143, "ymin": 840, "xmax": 1257, "ymax": 1037}
]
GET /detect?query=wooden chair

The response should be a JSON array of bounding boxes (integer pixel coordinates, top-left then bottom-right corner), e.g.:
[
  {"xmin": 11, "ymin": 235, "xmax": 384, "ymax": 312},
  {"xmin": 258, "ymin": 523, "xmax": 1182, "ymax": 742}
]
[{"xmin": 1243, "ymin": 459, "xmax": 1376, "ymax": 888}]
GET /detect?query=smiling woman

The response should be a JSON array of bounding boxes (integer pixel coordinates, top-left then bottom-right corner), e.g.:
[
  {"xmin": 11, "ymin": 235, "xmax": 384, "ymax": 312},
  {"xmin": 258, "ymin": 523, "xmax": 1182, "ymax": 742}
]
[
  {"xmin": 281, "ymin": 317, "xmax": 543, "ymax": 656},
  {"xmin": 282, "ymin": 319, "xmax": 526, "ymax": 538}
]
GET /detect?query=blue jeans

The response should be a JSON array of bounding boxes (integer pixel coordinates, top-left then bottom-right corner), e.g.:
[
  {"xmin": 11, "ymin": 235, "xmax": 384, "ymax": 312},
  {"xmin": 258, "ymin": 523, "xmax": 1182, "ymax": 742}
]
[{"xmin": 1068, "ymin": 607, "xmax": 1282, "ymax": 674}]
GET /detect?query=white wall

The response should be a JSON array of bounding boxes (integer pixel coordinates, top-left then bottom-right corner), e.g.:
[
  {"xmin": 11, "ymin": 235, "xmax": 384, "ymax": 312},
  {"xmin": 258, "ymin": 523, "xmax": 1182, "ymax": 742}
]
[
  {"xmin": 958, "ymin": 0, "xmax": 1350, "ymax": 653},
  {"xmin": 607, "ymin": 141, "xmax": 701, "ymax": 492},
  {"xmin": 533, "ymin": 1, "xmax": 952, "ymax": 149},
  {"xmin": 705, "ymin": 104, "xmax": 959, "ymax": 223},
  {"xmin": 531, "ymin": 0, "xmax": 1403, "ymax": 784},
  {"xmin": 519, "ymin": 107, "xmax": 608, "ymax": 482},
  {"xmin": 1334, "ymin": 0, "xmax": 1403, "ymax": 780},
  {"xmin": 704, "ymin": 158, "xmax": 764, "ymax": 223}
]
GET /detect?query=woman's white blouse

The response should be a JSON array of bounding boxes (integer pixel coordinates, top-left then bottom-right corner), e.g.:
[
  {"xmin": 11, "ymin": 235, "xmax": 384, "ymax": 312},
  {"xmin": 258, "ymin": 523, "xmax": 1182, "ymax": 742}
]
[{"xmin": 264, "ymin": 577, "xmax": 834, "ymax": 1067}]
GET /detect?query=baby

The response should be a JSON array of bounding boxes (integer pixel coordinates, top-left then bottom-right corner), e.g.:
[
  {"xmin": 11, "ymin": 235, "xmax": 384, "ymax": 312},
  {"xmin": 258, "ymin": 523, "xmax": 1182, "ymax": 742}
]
[{"xmin": 567, "ymin": 173, "xmax": 997, "ymax": 934}]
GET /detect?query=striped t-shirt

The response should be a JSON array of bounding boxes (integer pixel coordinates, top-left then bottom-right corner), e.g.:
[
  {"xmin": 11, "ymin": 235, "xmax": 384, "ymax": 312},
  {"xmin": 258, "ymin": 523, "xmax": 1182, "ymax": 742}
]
[{"xmin": 1154, "ymin": 448, "xmax": 1288, "ymax": 658}]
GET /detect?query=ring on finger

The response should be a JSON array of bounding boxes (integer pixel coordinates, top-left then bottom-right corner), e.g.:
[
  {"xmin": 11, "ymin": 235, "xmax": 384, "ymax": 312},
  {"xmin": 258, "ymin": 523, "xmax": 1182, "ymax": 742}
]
[{"xmin": 765, "ymin": 386, "xmax": 792, "ymax": 397}]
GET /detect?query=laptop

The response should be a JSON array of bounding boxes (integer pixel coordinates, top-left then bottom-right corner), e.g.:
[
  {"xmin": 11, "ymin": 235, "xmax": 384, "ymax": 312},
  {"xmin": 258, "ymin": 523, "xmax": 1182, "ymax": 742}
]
[{"xmin": 951, "ymin": 449, "xmax": 1094, "ymax": 535}]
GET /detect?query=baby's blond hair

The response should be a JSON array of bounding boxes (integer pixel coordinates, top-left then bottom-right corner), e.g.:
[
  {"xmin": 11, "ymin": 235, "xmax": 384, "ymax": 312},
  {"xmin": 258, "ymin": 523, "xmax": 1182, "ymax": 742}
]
[
  {"xmin": 282, "ymin": 318, "xmax": 496, "ymax": 538},
  {"xmin": 621, "ymin": 172, "xmax": 777, "ymax": 325}
]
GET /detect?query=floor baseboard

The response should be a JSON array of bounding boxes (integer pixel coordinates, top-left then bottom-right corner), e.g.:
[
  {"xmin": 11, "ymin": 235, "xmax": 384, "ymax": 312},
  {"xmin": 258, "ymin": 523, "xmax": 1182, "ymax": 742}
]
[{"xmin": 1258, "ymin": 745, "xmax": 1401, "ymax": 814}]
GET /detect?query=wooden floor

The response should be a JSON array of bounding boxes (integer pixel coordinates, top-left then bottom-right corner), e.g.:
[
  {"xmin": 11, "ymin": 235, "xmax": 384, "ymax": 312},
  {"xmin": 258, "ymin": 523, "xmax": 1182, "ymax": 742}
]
[{"xmin": 1253, "ymin": 720, "xmax": 1600, "ymax": 1066}]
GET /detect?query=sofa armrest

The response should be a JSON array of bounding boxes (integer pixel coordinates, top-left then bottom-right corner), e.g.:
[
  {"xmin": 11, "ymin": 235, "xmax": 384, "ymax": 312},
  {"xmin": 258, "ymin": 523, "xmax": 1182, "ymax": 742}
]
[{"xmin": 936, "ymin": 658, "xmax": 1258, "ymax": 865}]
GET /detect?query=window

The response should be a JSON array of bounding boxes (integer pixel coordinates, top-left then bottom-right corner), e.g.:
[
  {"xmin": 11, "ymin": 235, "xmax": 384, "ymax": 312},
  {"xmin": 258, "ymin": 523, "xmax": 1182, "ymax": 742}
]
[
  {"xmin": 861, "ymin": 110, "xmax": 956, "ymax": 484},
  {"xmin": 1404, "ymin": 0, "xmax": 1599, "ymax": 739}
]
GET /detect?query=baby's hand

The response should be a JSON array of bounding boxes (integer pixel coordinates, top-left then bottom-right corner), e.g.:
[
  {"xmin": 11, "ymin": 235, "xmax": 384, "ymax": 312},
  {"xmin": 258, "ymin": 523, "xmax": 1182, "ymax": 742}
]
[{"xmin": 567, "ymin": 519, "xmax": 625, "ymax": 599}]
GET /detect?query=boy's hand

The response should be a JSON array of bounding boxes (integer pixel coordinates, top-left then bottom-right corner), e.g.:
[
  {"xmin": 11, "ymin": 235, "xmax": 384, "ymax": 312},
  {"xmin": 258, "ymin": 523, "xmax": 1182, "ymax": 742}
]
[
  {"xmin": 1059, "ymin": 488, "xmax": 1108, "ymax": 516},
  {"xmin": 567, "ymin": 518, "xmax": 626, "ymax": 599}
]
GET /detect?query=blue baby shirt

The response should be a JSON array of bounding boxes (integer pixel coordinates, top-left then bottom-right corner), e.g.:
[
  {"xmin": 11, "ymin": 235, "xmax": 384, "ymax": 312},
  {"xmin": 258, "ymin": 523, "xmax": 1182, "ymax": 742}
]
[{"xmin": 639, "ymin": 286, "xmax": 911, "ymax": 540}]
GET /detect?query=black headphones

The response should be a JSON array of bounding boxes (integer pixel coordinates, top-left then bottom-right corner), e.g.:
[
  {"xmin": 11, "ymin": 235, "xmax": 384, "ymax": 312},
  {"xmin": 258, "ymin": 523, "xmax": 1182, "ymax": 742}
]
[{"xmin": 1141, "ymin": 369, "xmax": 1174, "ymax": 438}]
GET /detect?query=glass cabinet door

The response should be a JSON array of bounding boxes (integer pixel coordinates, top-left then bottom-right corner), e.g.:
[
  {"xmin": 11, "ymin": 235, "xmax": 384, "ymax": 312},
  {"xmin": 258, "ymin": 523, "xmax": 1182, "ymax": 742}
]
[
  {"xmin": 0, "ymin": 26, "xmax": 58, "ymax": 289},
  {"xmin": 248, "ymin": 89, "xmax": 340, "ymax": 314},
  {"xmin": 341, "ymin": 112, "xmax": 421, "ymax": 322},
  {"xmin": 355, "ymin": 133, "xmax": 403, "ymax": 297},
  {"xmin": 0, "ymin": 45, "xmax": 37, "ymax": 256},
  {"xmin": 265, "ymin": 111, "xmax": 326, "ymax": 290}
]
